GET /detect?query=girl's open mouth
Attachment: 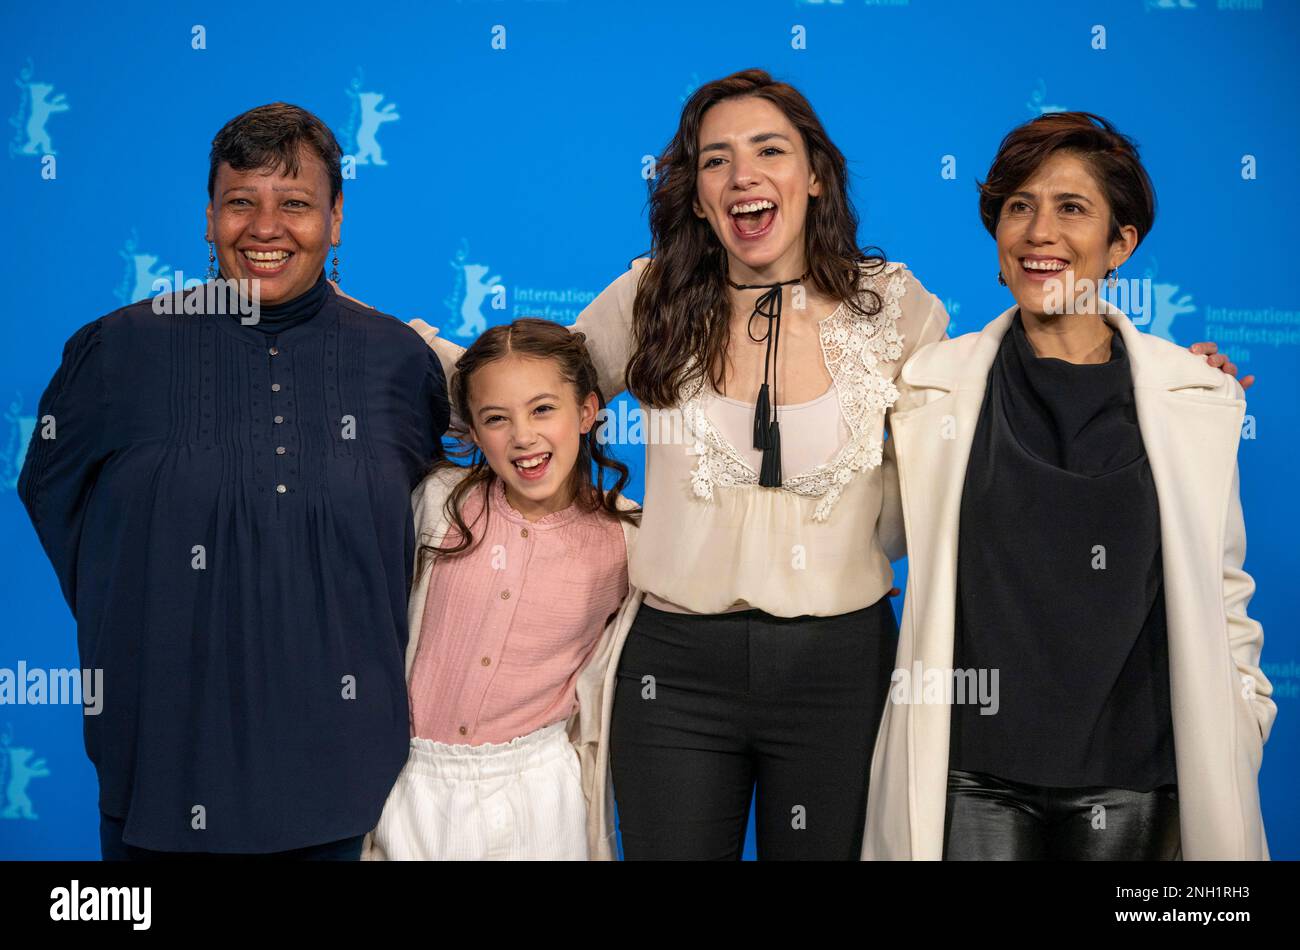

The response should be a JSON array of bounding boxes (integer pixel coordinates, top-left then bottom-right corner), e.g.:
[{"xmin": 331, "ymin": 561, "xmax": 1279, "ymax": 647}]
[{"xmin": 512, "ymin": 452, "xmax": 552, "ymax": 481}]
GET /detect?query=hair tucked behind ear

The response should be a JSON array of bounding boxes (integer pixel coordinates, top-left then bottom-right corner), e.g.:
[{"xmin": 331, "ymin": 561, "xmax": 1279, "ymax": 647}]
[{"xmin": 420, "ymin": 318, "xmax": 640, "ymax": 573}]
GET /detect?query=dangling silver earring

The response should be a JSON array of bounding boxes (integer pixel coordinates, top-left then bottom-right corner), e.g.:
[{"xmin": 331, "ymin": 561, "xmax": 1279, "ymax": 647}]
[
  {"xmin": 206, "ymin": 240, "xmax": 216, "ymax": 280},
  {"xmin": 997, "ymin": 271, "xmax": 1007, "ymax": 286},
  {"xmin": 330, "ymin": 242, "xmax": 341, "ymax": 283},
  {"xmin": 1106, "ymin": 267, "xmax": 1118, "ymax": 288}
]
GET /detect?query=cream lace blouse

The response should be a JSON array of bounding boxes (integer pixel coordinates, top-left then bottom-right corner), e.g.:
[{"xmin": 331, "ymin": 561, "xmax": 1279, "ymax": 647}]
[
  {"xmin": 574, "ymin": 256, "xmax": 951, "ymax": 621},
  {"xmin": 417, "ymin": 257, "xmax": 949, "ymax": 619}
]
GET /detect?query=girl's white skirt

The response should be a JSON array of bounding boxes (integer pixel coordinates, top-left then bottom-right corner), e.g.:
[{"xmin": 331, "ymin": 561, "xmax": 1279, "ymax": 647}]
[{"xmin": 370, "ymin": 720, "xmax": 588, "ymax": 860}]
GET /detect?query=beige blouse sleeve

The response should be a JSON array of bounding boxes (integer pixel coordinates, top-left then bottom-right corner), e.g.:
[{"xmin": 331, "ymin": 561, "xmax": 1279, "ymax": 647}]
[
  {"xmin": 876, "ymin": 266, "xmax": 951, "ymax": 563},
  {"xmin": 570, "ymin": 256, "xmax": 649, "ymax": 402}
]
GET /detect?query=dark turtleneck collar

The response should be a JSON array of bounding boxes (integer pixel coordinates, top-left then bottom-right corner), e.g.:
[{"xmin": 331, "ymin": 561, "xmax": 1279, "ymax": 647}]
[
  {"xmin": 219, "ymin": 269, "xmax": 331, "ymax": 334},
  {"xmin": 999, "ymin": 309, "xmax": 1138, "ymax": 474}
]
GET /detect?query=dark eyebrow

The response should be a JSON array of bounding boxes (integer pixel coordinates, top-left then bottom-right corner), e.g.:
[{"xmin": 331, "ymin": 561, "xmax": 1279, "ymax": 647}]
[
  {"xmin": 1009, "ymin": 190, "xmax": 1094, "ymax": 203},
  {"xmin": 222, "ymin": 184, "xmax": 315, "ymax": 197},
  {"xmin": 700, "ymin": 131, "xmax": 795, "ymax": 155},
  {"xmin": 478, "ymin": 394, "xmax": 561, "ymax": 413}
]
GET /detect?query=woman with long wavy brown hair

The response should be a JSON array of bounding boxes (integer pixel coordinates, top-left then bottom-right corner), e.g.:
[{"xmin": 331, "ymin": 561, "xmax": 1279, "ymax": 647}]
[{"xmin": 599, "ymin": 68, "xmax": 949, "ymax": 860}]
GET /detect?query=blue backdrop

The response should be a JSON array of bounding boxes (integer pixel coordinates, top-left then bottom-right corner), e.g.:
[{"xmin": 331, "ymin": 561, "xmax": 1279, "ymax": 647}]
[{"xmin": 2, "ymin": 0, "xmax": 1295, "ymax": 859}]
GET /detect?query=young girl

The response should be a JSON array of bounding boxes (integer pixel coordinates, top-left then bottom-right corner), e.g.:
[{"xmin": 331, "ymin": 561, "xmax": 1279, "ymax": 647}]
[{"xmin": 362, "ymin": 318, "xmax": 642, "ymax": 861}]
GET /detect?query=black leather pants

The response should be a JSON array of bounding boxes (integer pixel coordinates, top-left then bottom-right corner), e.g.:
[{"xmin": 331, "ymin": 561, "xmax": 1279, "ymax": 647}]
[{"xmin": 943, "ymin": 769, "xmax": 1181, "ymax": 860}]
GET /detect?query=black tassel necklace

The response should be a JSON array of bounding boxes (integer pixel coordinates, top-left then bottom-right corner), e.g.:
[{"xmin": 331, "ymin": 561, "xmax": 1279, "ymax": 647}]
[{"xmin": 726, "ymin": 271, "xmax": 809, "ymax": 488}]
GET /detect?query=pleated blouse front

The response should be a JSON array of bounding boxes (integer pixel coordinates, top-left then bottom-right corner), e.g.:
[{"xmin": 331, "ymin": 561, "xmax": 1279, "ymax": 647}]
[{"xmin": 19, "ymin": 280, "xmax": 449, "ymax": 852}]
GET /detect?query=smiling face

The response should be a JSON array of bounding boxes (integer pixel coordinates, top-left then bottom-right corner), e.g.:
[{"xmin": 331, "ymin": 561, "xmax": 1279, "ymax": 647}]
[
  {"xmin": 206, "ymin": 143, "xmax": 342, "ymax": 306},
  {"xmin": 692, "ymin": 95, "xmax": 822, "ymax": 282},
  {"xmin": 996, "ymin": 150, "xmax": 1137, "ymax": 321},
  {"xmin": 467, "ymin": 355, "xmax": 600, "ymax": 521}
]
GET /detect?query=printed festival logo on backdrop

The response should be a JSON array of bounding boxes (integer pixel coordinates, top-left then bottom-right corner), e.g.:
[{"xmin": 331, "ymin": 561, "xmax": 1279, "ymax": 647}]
[
  {"xmin": 445, "ymin": 240, "xmax": 502, "ymax": 340},
  {"xmin": 8, "ymin": 59, "xmax": 69, "ymax": 158},
  {"xmin": 1142, "ymin": 258, "xmax": 1197, "ymax": 343},
  {"xmin": 442, "ymin": 240, "xmax": 598, "ymax": 341},
  {"xmin": 1, "ymin": 723, "xmax": 49, "ymax": 821},
  {"xmin": 340, "ymin": 68, "xmax": 400, "ymax": 167},
  {"xmin": 1, "ymin": 393, "xmax": 37, "ymax": 493},
  {"xmin": 1026, "ymin": 79, "xmax": 1066, "ymax": 116},
  {"xmin": 115, "ymin": 230, "xmax": 174, "ymax": 307}
]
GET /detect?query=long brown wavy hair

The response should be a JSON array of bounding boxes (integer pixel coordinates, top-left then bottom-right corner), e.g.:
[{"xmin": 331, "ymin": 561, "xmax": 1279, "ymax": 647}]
[
  {"xmin": 625, "ymin": 68, "xmax": 886, "ymax": 408},
  {"xmin": 421, "ymin": 318, "xmax": 640, "ymax": 569}
]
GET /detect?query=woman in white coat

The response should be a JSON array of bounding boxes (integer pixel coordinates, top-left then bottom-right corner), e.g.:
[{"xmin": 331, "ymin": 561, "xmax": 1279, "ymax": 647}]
[{"xmin": 863, "ymin": 112, "xmax": 1274, "ymax": 860}]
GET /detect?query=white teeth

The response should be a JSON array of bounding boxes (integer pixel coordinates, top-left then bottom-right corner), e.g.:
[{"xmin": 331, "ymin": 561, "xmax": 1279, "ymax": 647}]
[
  {"xmin": 730, "ymin": 199, "xmax": 775, "ymax": 215},
  {"xmin": 1021, "ymin": 259, "xmax": 1068, "ymax": 271},
  {"xmin": 243, "ymin": 250, "xmax": 291, "ymax": 262},
  {"xmin": 515, "ymin": 453, "xmax": 550, "ymax": 469}
]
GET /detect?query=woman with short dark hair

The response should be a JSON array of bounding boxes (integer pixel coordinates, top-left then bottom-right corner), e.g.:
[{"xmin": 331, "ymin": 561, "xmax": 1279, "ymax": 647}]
[
  {"xmin": 19, "ymin": 101, "xmax": 450, "ymax": 859},
  {"xmin": 863, "ymin": 112, "xmax": 1273, "ymax": 860}
]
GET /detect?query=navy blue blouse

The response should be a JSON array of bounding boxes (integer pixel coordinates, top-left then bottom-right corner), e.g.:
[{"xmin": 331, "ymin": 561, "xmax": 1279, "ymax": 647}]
[{"xmin": 18, "ymin": 273, "xmax": 450, "ymax": 852}]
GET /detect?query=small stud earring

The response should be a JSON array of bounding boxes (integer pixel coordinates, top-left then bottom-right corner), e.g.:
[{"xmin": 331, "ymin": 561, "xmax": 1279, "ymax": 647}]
[
  {"xmin": 330, "ymin": 242, "xmax": 340, "ymax": 283},
  {"xmin": 997, "ymin": 271, "xmax": 1007, "ymax": 286},
  {"xmin": 206, "ymin": 240, "xmax": 216, "ymax": 280}
]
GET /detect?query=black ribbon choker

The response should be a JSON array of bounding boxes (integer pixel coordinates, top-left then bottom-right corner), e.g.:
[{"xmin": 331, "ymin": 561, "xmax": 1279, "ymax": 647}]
[{"xmin": 726, "ymin": 271, "xmax": 809, "ymax": 488}]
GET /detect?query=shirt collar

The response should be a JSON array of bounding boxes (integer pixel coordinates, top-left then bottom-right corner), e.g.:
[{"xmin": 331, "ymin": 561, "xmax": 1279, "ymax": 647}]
[{"xmin": 489, "ymin": 476, "xmax": 584, "ymax": 529}]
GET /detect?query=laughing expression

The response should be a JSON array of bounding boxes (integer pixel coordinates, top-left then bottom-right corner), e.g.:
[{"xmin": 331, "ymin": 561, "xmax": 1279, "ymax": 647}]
[
  {"xmin": 996, "ymin": 150, "xmax": 1137, "ymax": 321},
  {"xmin": 206, "ymin": 143, "xmax": 343, "ymax": 306},
  {"xmin": 693, "ymin": 96, "xmax": 822, "ymax": 282},
  {"xmin": 468, "ymin": 355, "xmax": 600, "ymax": 523}
]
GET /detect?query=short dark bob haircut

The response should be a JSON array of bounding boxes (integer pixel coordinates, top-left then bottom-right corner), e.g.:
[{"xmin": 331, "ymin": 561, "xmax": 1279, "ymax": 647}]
[
  {"xmin": 208, "ymin": 102, "xmax": 344, "ymax": 206},
  {"xmin": 978, "ymin": 111, "xmax": 1156, "ymax": 248}
]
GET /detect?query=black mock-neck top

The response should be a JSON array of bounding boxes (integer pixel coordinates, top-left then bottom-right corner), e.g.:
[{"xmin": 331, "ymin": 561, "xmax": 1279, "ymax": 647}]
[{"xmin": 948, "ymin": 313, "xmax": 1177, "ymax": 791}]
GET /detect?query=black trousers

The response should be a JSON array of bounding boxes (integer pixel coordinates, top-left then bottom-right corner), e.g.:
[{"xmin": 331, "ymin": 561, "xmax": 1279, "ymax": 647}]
[
  {"xmin": 943, "ymin": 769, "xmax": 1181, "ymax": 860},
  {"xmin": 99, "ymin": 813, "xmax": 364, "ymax": 861},
  {"xmin": 609, "ymin": 598, "xmax": 898, "ymax": 860}
]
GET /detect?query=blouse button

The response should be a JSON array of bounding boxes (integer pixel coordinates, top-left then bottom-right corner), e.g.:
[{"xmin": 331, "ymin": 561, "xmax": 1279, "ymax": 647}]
[
  {"xmin": 276, "ymin": 446, "xmax": 287, "ymax": 456},
  {"xmin": 274, "ymin": 415, "xmax": 284, "ymax": 424},
  {"xmin": 276, "ymin": 484, "xmax": 287, "ymax": 494},
  {"xmin": 269, "ymin": 346, "xmax": 280, "ymax": 356},
  {"xmin": 520, "ymin": 528, "xmax": 529, "ymax": 538},
  {"xmin": 481, "ymin": 657, "xmax": 491, "ymax": 667},
  {"xmin": 458, "ymin": 726, "xmax": 467, "ymax": 736},
  {"xmin": 499, "ymin": 589, "xmax": 510, "ymax": 600},
  {"xmin": 271, "ymin": 383, "xmax": 281, "ymax": 392}
]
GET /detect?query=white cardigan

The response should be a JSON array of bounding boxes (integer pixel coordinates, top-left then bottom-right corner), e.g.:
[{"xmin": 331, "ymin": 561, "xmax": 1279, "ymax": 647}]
[{"xmin": 361, "ymin": 466, "xmax": 644, "ymax": 860}]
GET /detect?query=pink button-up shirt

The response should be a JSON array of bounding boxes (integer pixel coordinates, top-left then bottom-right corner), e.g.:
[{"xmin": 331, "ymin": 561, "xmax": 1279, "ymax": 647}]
[{"xmin": 409, "ymin": 477, "xmax": 630, "ymax": 745}]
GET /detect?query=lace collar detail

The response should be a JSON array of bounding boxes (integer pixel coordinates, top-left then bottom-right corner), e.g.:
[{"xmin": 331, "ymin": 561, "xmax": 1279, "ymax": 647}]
[{"xmin": 679, "ymin": 262, "xmax": 908, "ymax": 522}]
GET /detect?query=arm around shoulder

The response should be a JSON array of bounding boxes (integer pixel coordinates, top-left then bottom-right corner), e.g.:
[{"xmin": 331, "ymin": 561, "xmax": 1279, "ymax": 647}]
[{"xmin": 571, "ymin": 257, "xmax": 649, "ymax": 402}]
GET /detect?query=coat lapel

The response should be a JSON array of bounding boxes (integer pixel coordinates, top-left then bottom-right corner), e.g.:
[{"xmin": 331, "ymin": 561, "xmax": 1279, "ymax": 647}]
[{"xmin": 888, "ymin": 307, "xmax": 1011, "ymax": 857}]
